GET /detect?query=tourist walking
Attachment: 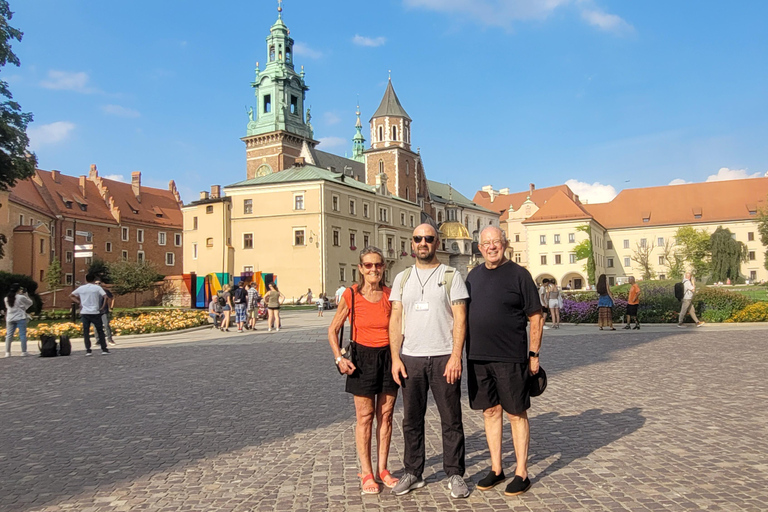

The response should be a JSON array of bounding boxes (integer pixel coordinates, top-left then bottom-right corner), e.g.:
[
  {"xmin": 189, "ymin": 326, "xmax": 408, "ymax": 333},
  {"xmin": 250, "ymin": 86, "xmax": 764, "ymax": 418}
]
[
  {"xmin": 678, "ymin": 272, "xmax": 705, "ymax": 328},
  {"xmin": 264, "ymin": 283, "xmax": 285, "ymax": 331},
  {"xmin": 328, "ymin": 246, "xmax": 400, "ymax": 495},
  {"xmin": 546, "ymin": 280, "xmax": 561, "ymax": 329},
  {"xmin": 624, "ymin": 276, "xmax": 641, "ymax": 329},
  {"xmin": 596, "ymin": 274, "xmax": 616, "ymax": 331},
  {"xmin": 4, "ymin": 283, "xmax": 33, "ymax": 357},
  {"xmin": 389, "ymin": 224, "xmax": 471, "ymax": 499},
  {"xmin": 465, "ymin": 226, "xmax": 543, "ymax": 496},
  {"xmin": 70, "ymin": 273, "xmax": 110, "ymax": 355}
]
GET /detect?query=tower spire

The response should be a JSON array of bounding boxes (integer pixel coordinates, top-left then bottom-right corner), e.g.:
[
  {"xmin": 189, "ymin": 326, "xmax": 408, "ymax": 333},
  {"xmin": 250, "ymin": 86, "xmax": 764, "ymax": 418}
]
[
  {"xmin": 352, "ymin": 102, "xmax": 366, "ymax": 162},
  {"xmin": 277, "ymin": 0, "xmax": 283, "ymax": 19}
]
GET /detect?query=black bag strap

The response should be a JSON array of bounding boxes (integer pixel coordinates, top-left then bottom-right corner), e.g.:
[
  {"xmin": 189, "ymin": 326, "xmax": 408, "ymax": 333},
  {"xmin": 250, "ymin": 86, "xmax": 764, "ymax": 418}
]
[{"xmin": 350, "ymin": 285, "xmax": 356, "ymax": 342}]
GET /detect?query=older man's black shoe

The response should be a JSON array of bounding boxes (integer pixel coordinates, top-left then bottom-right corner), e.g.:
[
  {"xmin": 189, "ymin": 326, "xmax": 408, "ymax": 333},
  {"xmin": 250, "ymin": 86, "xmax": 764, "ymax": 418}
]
[
  {"xmin": 504, "ymin": 475, "xmax": 531, "ymax": 496},
  {"xmin": 477, "ymin": 469, "xmax": 505, "ymax": 490}
]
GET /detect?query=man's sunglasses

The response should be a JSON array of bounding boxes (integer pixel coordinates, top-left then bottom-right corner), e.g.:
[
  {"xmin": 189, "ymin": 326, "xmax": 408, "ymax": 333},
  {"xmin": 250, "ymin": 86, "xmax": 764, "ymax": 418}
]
[
  {"xmin": 412, "ymin": 235, "xmax": 436, "ymax": 244},
  {"xmin": 362, "ymin": 262, "xmax": 385, "ymax": 270}
]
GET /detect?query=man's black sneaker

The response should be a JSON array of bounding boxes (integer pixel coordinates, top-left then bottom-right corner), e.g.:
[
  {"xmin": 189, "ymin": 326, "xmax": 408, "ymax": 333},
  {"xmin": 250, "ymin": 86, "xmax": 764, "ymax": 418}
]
[
  {"xmin": 633, "ymin": 325, "xmax": 640, "ymax": 330},
  {"xmin": 623, "ymin": 325, "xmax": 631, "ymax": 330},
  {"xmin": 101, "ymin": 349, "xmax": 110, "ymax": 355},
  {"xmin": 504, "ymin": 475, "xmax": 531, "ymax": 496},
  {"xmin": 85, "ymin": 350, "xmax": 93, "ymax": 356},
  {"xmin": 477, "ymin": 469, "xmax": 505, "ymax": 490}
]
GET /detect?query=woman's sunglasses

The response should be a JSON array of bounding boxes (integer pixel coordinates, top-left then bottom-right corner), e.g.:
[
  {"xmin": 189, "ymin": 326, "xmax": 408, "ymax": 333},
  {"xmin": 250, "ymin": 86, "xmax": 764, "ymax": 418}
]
[
  {"xmin": 412, "ymin": 235, "xmax": 436, "ymax": 244},
  {"xmin": 361, "ymin": 262, "xmax": 385, "ymax": 270}
]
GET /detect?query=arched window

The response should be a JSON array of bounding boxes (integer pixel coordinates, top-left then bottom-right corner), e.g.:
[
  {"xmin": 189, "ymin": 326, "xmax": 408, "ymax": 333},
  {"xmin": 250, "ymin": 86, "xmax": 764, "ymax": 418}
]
[
  {"xmin": 269, "ymin": 45, "xmax": 275, "ymax": 61},
  {"xmin": 378, "ymin": 125, "xmax": 383, "ymax": 142},
  {"xmin": 379, "ymin": 160, "xmax": 384, "ymax": 173},
  {"xmin": 286, "ymin": 45, "xmax": 292, "ymax": 63},
  {"xmin": 392, "ymin": 126, "xmax": 398, "ymax": 141},
  {"xmin": 406, "ymin": 161, "xmax": 410, "ymax": 176},
  {"xmin": 437, "ymin": 211, "xmax": 443, "ymax": 223}
]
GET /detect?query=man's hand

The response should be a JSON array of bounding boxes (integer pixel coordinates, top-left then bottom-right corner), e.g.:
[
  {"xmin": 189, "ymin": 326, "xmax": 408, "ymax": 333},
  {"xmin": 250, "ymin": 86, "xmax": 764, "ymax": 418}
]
[
  {"xmin": 392, "ymin": 357, "xmax": 408, "ymax": 386},
  {"xmin": 444, "ymin": 354, "xmax": 462, "ymax": 384},
  {"xmin": 529, "ymin": 356, "xmax": 540, "ymax": 375}
]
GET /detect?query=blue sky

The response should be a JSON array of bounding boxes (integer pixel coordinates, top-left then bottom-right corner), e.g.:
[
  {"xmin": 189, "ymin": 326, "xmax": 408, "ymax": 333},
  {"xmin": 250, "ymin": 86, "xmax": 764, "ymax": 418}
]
[{"xmin": 8, "ymin": 0, "xmax": 768, "ymax": 204}]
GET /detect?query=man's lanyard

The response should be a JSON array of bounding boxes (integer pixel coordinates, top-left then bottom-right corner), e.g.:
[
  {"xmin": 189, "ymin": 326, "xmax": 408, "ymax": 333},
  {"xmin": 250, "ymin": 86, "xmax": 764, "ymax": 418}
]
[{"xmin": 414, "ymin": 265, "xmax": 440, "ymax": 300}]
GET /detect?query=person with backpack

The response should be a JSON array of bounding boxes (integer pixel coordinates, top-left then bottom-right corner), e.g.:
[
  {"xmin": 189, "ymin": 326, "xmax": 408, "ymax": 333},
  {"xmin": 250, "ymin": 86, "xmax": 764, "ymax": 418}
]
[
  {"xmin": 246, "ymin": 282, "xmax": 261, "ymax": 330},
  {"xmin": 4, "ymin": 283, "xmax": 34, "ymax": 357},
  {"xmin": 233, "ymin": 281, "xmax": 249, "ymax": 333},
  {"xmin": 678, "ymin": 272, "xmax": 705, "ymax": 328},
  {"xmin": 389, "ymin": 224, "xmax": 471, "ymax": 499},
  {"xmin": 219, "ymin": 285, "xmax": 233, "ymax": 332}
]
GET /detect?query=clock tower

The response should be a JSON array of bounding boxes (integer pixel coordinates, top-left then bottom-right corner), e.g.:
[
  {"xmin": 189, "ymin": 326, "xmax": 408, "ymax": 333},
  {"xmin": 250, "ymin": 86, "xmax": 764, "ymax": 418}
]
[{"xmin": 242, "ymin": 3, "xmax": 316, "ymax": 179}]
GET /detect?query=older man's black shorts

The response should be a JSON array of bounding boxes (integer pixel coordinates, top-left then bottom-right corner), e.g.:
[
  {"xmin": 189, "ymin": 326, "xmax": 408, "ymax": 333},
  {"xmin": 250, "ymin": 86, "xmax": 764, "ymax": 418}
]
[
  {"xmin": 345, "ymin": 343, "xmax": 399, "ymax": 396},
  {"xmin": 468, "ymin": 360, "xmax": 530, "ymax": 415}
]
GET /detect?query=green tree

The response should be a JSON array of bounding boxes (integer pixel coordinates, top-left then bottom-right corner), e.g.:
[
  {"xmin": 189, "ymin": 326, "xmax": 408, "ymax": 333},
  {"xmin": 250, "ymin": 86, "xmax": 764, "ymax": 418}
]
[
  {"xmin": 661, "ymin": 238, "xmax": 685, "ymax": 280},
  {"xmin": 675, "ymin": 226, "xmax": 711, "ymax": 277},
  {"xmin": 573, "ymin": 224, "xmax": 596, "ymax": 285},
  {"xmin": 45, "ymin": 257, "xmax": 63, "ymax": 307},
  {"xmin": 0, "ymin": 1, "xmax": 37, "ymax": 259},
  {"xmin": 757, "ymin": 207, "xmax": 768, "ymax": 271},
  {"xmin": 107, "ymin": 261, "xmax": 163, "ymax": 306},
  {"xmin": 88, "ymin": 257, "xmax": 111, "ymax": 283},
  {"xmin": 631, "ymin": 241, "xmax": 655, "ymax": 280},
  {"xmin": 710, "ymin": 226, "xmax": 747, "ymax": 283}
]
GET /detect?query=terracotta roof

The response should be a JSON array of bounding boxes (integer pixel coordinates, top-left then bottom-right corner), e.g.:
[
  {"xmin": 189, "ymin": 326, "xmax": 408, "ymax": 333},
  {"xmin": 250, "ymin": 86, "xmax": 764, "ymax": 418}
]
[
  {"xmin": 35, "ymin": 169, "xmax": 117, "ymax": 223},
  {"xmin": 582, "ymin": 178, "xmax": 768, "ymax": 229},
  {"xmin": 7, "ymin": 178, "xmax": 55, "ymax": 218},
  {"xmin": 472, "ymin": 184, "xmax": 575, "ymax": 221},
  {"xmin": 97, "ymin": 176, "xmax": 182, "ymax": 228},
  {"xmin": 523, "ymin": 190, "xmax": 593, "ymax": 224}
]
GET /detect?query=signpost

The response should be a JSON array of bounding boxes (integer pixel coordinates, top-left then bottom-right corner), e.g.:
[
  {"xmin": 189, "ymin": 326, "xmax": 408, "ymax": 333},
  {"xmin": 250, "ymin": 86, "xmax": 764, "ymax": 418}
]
[
  {"xmin": 74, "ymin": 251, "xmax": 93, "ymax": 258},
  {"xmin": 74, "ymin": 244, "xmax": 93, "ymax": 251}
]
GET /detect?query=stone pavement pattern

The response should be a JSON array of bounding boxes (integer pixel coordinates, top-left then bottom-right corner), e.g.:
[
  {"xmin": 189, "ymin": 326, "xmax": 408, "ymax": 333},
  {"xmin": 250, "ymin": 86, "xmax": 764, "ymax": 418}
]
[{"xmin": 1, "ymin": 312, "xmax": 767, "ymax": 511}]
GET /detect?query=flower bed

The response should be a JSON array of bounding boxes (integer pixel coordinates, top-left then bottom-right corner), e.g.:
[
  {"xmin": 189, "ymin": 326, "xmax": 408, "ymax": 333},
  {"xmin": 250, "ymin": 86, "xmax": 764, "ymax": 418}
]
[
  {"xmin": 725, "ymin": 302, "xmax": 768, "ymax": 322},
  {"xmin": 1, "ymin": 310, "xmax": 208, "ymax": 339}
]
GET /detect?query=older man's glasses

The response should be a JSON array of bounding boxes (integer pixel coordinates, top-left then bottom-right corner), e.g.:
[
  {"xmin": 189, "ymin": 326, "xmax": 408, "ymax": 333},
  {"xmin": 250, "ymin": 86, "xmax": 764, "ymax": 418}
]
[
  {"xmin": 479, "ymin": 239, "xmax": 504, "ymax": 248},
  {"xmin": 413, "ymin": 235, "xmax": 436, "ymax": 244},
  {"xmin": 362, "ymin": 262, "xmax": 385, "ymax": 270}
]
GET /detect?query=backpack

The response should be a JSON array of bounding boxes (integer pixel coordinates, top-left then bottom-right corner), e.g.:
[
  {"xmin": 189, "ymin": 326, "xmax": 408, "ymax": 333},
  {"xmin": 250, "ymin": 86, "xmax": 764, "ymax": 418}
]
[
  {"xmin": 59, "ymin": 335, "xmax": 72, "ymax": 356},
  {"xmin": 39, "ymin": 335, "xmax": 58, "ymax": 358},
  {"xmin": 674, "ymin": 282, "xmax": 685, "ymax": 301},
  {"xmin": 217, "ymin": 293, "xmax": 227, "ymax": 307},
  {"xmin": 234, "ymin": 287, "xmax": 247, "ymax": 304}
]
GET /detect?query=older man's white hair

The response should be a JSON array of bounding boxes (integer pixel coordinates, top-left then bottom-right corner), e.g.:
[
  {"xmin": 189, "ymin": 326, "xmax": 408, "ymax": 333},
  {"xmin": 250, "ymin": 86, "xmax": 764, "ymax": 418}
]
[{"xmin": 480, "ymin": 225, "xmax": 507, "ymax": 244}]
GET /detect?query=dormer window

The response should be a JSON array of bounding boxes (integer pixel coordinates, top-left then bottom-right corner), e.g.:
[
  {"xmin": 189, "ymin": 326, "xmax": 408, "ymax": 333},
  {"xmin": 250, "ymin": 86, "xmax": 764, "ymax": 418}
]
[
  {"xmin": 79, "ymin": 203, "xmax": 87, "ymax": 212},
  {"xmin": 64, "ymin": 200, "xmax": 73, "ymax": 209},
  {"xmin": 152, "ymin": 206, "xmax": 164, "ymax": 218},
  {"xmin": 747, "ymin": 204, "xmax": 757, "ymax": 216},
  {"xmin": 692, "ymin": 206, "xmax": 702, "ymax": 220},
  {"xmin": 641, "ymin": 210, "xmax": 651, "ymax": 223}
]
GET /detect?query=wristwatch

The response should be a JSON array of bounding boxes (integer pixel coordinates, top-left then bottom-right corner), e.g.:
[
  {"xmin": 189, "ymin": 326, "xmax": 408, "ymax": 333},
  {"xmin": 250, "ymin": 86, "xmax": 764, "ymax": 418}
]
[
  {"xmin": 335, "ymin": 355, "xmax": 343, "ymax": 365},
  {"xmin": 528, "ymin": 351, "xmax": 540, "ymax": 358}
]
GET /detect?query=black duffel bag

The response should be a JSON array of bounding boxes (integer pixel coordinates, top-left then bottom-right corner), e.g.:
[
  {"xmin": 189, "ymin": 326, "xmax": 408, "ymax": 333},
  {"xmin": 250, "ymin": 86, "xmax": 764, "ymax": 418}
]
[{"xmin": 39, "ymin": 334, "xmax": 58, "ymax": 358}]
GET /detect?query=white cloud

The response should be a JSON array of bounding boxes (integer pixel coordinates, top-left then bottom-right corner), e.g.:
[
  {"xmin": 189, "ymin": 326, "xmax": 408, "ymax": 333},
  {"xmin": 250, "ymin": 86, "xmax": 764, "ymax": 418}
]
[
  {"xmin": 101, "ymin": 104, "xmax": 141, "ymax": 118},
  {"xmin": 317, "ymin": 136, "xmax": 347, "ymax": 150},
  {"xmin": 668, "ymin": 178, "xmax": 690, "ymax": 186},
  {"xmin": 27, "ymin": 121, "xmax": 76, "ymax": 149},
  {"xmin": 581, "ymin": 8, "xmax": 634, "ymax": 34},
  {"xmin": 565, "ymin": 179, "xmax": 617, "ymax": 204},
  {"xmin": 102, "ymin": 174, "xmax": 126, "ymax": 182},
  {"xmin": 352, "ymin": 35, "xmax": 387, "ymax": 47},
  {"xmin": 705, "ymin": 167, "xmax": 762, "ymax": 182},
  {"xmin": 293, "ymin": 42, "xmax": 323, "ymax": 59},
  {"xmin": 40, "ymin": 70, "xmax": 99, "ymax": 93},
  {"xmin": 323, "ymin": 112, "xmax": 341, "ymax": 126}
]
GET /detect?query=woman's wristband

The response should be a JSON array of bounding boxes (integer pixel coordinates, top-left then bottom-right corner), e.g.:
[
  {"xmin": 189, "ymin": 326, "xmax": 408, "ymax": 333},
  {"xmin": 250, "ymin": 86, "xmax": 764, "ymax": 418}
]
[{"xmin": 335, "ymin": 355, "xmax": 343, "ymax": 365}]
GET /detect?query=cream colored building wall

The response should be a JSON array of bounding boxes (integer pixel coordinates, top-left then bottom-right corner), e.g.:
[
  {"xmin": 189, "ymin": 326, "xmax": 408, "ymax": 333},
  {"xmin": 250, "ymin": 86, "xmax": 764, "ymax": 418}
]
[
  {"xmin": 524, "ymin": 219, "xmax": 601, "ymax": 289},
  {"xmin": 182, "ymin": 200, "xmax": 233, "ymax": 277},
  {"xmin": 504, "ymin": 199, "xmax": 539, "ymax": 268}
]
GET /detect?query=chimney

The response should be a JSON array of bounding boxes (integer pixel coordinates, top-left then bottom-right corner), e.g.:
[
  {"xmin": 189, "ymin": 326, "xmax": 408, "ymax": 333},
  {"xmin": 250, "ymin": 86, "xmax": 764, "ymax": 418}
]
[
  {"xmin": 482, "ymin": 185, "xmax": 498, "ymax": 202},
  {"xmin": 200, "ymin": 191, "xmax": 210, "ymax": 200},
  {"xmin": 529, "ymin": 183, "xmax": 535, "ymax": 195},
  {"xmin": 210, "ymin": 185, "xmax": 221, "ymax": 199},
  {"xmin": 499, "ymin": 188, "xmax": 509, "ymax": 195},
  {"xmin": 131, "ymin": 171, "xmax": 142, "ymax": 203},
  {"xmin": 89, "ymin": 164, "xmax": 99, "ymax": 179},
  {"xmin": 79, "ymin": 175, "xmax": 87, "ymax": 198},
  {"xmin": 51, "ymin": 170, "xmax": 60, "ymax": 183},
  {"xmin": 574, "ymin": 194, "xmax": 580, "ymax": 204},
  {"xmin": 294, "ymin": 157, "xmax": 305, "ymax": 167}
]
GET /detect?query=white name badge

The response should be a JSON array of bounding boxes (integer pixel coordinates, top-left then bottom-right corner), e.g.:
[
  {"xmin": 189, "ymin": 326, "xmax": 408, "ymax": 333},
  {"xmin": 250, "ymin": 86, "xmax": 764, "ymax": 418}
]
[{"xmin": 415, "ymin": 301, "xmax": 429, "ymax": 311}]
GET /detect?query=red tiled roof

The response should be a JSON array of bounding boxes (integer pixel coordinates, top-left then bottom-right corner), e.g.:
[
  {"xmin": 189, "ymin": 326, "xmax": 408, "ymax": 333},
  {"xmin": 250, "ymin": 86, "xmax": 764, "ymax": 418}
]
[
  {"xmin": 35, "ymin": 169, "xmax": 118, "ymax": 223},
  {"xmin": 473, "ymin": 185, "xmax": 575, "ymax": 221},
  {"xmin": 523, "ymin": 189, "xmax": 593, "ymax": 224},
  {"xmin": 97, "ymin": 176, "xmax": 182, "ymax": 228},
  {"xmin": 8, "ymin": 178, "xmax": 56, "ymax": 218}
]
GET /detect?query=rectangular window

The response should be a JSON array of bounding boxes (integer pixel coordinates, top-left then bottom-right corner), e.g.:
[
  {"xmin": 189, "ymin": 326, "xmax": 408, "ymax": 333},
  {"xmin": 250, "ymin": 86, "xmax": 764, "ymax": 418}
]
[
  {"xmin": 515, "ymin": 253, "xmax": 522, "ymax": 263},
  {"xmin": 349, "ymin": 199, "xmax": 356, "ymax": 215},
  {"xmin": 294, "ymin": 229, "xmax": 305, "ymax": 246},
  {"xmin": 105, "ymin": 242, "xmax": 112, "ymax": 252},
  {"xmin": 290, "ymin": 95, "xmax": 298, "ymax": 114},
  {"xmin": 748, "ymin": 232, "xmax": 755, "ymax": 241},
  {"xmin": 410, "ymin": 215, "xmax": 415, "ymax": 228},
  {"xmin": 659, "ymin": 256, "xmax": 665, "ymax": 265},
  {"xmin": 137, "ymin": 229, "xmax": 144, "ymax": 243},
  {"xmin": 66, "ymin": 228, "xmax": 73, "ymax": 239},
  {"xmin": 158, "ymin": 232, "xmax": 167, "ymax": 246},
  {"xmin": 18, "ymin": 214, "xmax": 23, "ymax": 225},
  {"xmin": 206, "ymin": 237, "xmax": 214, "ymax": 247},
  {"xmin": 363, "ymin": 203, "xmax": 370, "ymax": 218},
  {"xmin": 352, "ymin": 268, "xmax": 357, "ymax": 282},
  {"xmin": 750, "ymin": 270, "xmax": 757, "ymax": 281},
  {"xmin": 333, "ymin": 229, "xmax": 340, "ymax": 246},
  {"xmin": 623, "ymin": 239, "xmax": 630, "ymax": 249},
  {"xmin": 206, "ymin": 205, "xmax": 214, "ymax": 214},
  {"xmin": 175, "ymin": 233, "xmax": 182, "ymax": 246},
  {"xmin": 401, "ymin": 240, "xmax": 407, "ymax": 254},
  {"xmin": 38, "ymin": 239, "xmax": 44, "ymax": 254},
  {"xmin": 122, "ymin": 250, "xmax": 128, "ymax": 261},
  {"xmin": 640, "ymin": 238, "xmax": 647, "ymax": 248},
  {"xmin": 515, "ymin": 234, "xmax": 520, "ymax": 242},
  {"xmin": 192, "ymin": 243, "xmax": 198, "ymax": 259},
  {"xmin": 244, "ymin": 265, "xmax": 254, "ymax": 273},
  {"xmin": 350, "ymin": 232, "xmax": 356, "ymax": 248},
  {"xmin": 137, "ymin": 251, "xmax": 145, "ymax": 263},
  {"xmin": 400, "ymin": 212, "xmax": 406, "ymax": 226},
  {"xmin": 339, "ymin": 266, "xmax": 345, "ymax": 282},
  {"xmin": 555, "ymin": 254, "xmax": 562, "ymax": 264},
  {"xmin": 658, "ymin": 274, "xmax": 666, "ymax": 280},
  {"xmin": 554, "ymin": 234, "xmax": 561, "ymax": 244},
  {"xmin": 624, "ymin": 257, "xmax": 631, "ymax": 267},
  {"xmin": 294, "ymin": 194, "xmax": 304, "ymax": 210},
  {"xmin": 387, "ymin": 237, "xmax": 394, "ymax": 251},
  {"xmin": 568, "ymin": 233, "xmax": 575, "ymax": 243},
  {"xmin": 607, "ymin": 257, "xmax": 614, "ymax": 268},
  {"xmin": 363, "ymin": 233, "xmax": 370, "ymax": 247},
  {"xmin": 332, "ymin": 195, "xmax": 340, "ymax": 211},
  {"xmin": 243, "ymin": 233, "xmax": 254, "ymax": 249},
  {"xmin": 65, "ymin": 273, "xmax": 73, "ymax": 285},
  {"xmin": 379, "ymin": 207, "xmax": 388, "ymax": 223},
  {"xmin": 607, "ymin": 240, "xmax": 613, "ymax": 250},
  {"xmin": 540, "ymin": 255, "xmax": 547, "ymax": 265},
  {"xmin": 244, "ymin": 199, "xmax": 253, "ymax": 214},
  {"xmin": 609, "ymin": 277, "xmax": 615, "ymax": 287},
  {"xmin": 658, "ymin": 237, "xmax": 664, "ymax": 246},
  {"xmin": 264, "ymin": 94, "xmax": 271, "ymax": 113},
  {"xmin": 165, "ymin": 252, "xmax": 175, "ymax": 266},
  {"xmin": 193, "ymin": 217, "xmax": 199, "ymax": 229},
  {"xmin": 121, "ymin": 227, "xmax": 129, "ymax": 241},
  {"xmin": 85, "ymin": 232, "xmax": 93, "ymax": 242},
  {"xmin": 570, "ymin": 253, "xmax": 577, "ymax": 264},
  {"xmin": 540, "ymin": 235, "xmax": 546, "ymax": 245},
  {"xmin": 749, "ymin": 251, "xmax": 756, "ymax": 261},
  {"xmin": 65, "ymin": 251, "xmax": 73, "ymax": 263}
]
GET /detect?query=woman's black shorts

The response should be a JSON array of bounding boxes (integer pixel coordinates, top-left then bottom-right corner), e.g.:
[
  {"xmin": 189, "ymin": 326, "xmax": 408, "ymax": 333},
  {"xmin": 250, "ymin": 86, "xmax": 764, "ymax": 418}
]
[
  {"xmin": 345, "ymin": 343, "xmax": 399, "ymax": 396},
  {"xmin": 626, "ymin": 304, "xmax": 639, "ymax": 316}
]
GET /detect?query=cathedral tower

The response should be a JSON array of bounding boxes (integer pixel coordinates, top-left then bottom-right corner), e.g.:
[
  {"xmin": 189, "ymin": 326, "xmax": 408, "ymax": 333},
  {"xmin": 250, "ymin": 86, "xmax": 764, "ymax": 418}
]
[{"xmin": 242, "ymin": 3, "xmax": 315, "ymax": 179}]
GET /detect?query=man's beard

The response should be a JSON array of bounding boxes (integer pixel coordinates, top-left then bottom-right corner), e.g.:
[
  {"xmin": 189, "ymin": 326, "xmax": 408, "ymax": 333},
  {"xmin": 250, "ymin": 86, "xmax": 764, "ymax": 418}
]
[{"xmin": 416, "ymin": 248, "xmax": 436, "ymax": 263}]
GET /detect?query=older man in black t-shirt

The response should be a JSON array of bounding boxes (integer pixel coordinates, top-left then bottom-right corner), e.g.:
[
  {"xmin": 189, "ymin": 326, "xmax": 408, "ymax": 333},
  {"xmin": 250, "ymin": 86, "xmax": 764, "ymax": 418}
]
[{"xmin": 465, "ymin": 226, "xmax": 543, "ymax": 497}]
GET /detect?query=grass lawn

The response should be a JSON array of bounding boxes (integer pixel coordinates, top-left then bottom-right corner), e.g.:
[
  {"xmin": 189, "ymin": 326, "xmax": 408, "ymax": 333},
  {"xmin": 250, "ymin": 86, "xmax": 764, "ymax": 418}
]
[{"xmin": 724, "ymin": 287, "xmax": 768, "ymax": 302}]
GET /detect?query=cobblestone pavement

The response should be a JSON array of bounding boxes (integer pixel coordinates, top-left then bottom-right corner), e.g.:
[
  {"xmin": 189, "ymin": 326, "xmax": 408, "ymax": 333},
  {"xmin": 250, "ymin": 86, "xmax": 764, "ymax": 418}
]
[{"xmin": 1, "ymin": 312, "xmax": 767, "ymax": 511}]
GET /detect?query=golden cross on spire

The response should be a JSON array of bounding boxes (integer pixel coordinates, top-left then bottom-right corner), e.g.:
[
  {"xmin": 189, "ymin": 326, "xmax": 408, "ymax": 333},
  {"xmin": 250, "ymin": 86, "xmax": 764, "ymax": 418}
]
[{"xmin": 277, "ymin": 0, "xmax": 283, "ymax": 15}]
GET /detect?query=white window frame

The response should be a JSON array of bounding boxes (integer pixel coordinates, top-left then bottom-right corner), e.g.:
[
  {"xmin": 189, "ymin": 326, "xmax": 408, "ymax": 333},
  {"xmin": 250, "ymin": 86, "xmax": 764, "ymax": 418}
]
[
  {"xmin": 554, "ymin": 234, "xmax": 561, "ymax": 244},
  {"xmin": 137, "ymin": 229, "xmax": 144, "ymax": 243},
  {"xmin": 121, "ymin": 227, "xmax": 129, "ymax": 241},
  {"xmin": 568, "ymin": 233, "xmax": 575, "ymax": 243},
  {"xmin": 244, "ymin": 198, "xmax": 253, "ymax": 214},
  {"xmin": 122, "ymin": 250, "xmax": 128, "ymax": 261},
  {"xmin": 192, "ymin": 243, "xmax": 198, "ymax": 260},
  {"xmin": 105, "ymin": 242, "xmax": 112, "ymax": 252},
  {"xmin": 658, "ymin": 237, "xmax": 664, "ymax": 246},
  {"xmin": 332, "ymin": 194, "xmax": 340, "ymax": 212},
  {"xmin": 294, "ymin": 193, "xmax": 305, "ymax": 211},
  {"xmin": 624, "ymin": 257, "xmax": 631, "ymax": 267},
  {"xmin": 165, "ymin": 252, "xmax": 175, "ymax": 266},
  {"xmin": 158, "ymin": 232, "xmax": 167, "ymax": 246},
  {"xmin": 65, "ymin": 273, "xmax": 73, "ymax": 285},
  {"xmin": 570, "ymin": 253, "xmax": 577, "ymax": 264},
  {"xmin": 339, "ymin": 266, "xmax": 346, "ymax": 282},
  {"xmin": 243, "ymin": 232, "xmax": 254, "ymax": 249},
  {"xmin": 65, "ymin": 251, "xmax": 73, "ymax": 263},
  {"xmin": 293, "ymin": 228, "xmax": 306, "ymax": 247},
  {"xmin": 137, "ymin": 250, "xmax": 145, "ymax": 263},
  {"xmin": 349, "ymin": 199, "xmax": 356, "ymax": 215},
  {"xmin": 540, "ymin": 235, "xmax": 546, "ymax": 245},
  {"xmin": 174, "ymin": 233, "xmax": 182, "ymax": 246}
]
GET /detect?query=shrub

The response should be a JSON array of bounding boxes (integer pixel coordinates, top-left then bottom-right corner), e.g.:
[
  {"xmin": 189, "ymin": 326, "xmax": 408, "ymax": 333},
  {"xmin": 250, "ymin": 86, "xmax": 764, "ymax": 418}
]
[{"xmin": 726, "ymin": 302, "xmax": 768, "ymax": 322}]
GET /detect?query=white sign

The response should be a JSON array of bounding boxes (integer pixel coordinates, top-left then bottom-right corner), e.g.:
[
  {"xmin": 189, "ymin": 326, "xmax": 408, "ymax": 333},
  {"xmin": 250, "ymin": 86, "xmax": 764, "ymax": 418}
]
[
  {"xmin": 74, "ymin": 244, "xmax": 93, "ymax": 251},
  {"xmin": 76, "ymin": 231, "xmax": 91, "ymax": 237},
  {"xmin": 74, "ymin": 251, "xmax": 93, "ymax": 258},
  {"xmin": 63, "ymin": 236, "xmax": 73, "ymax": 242}
]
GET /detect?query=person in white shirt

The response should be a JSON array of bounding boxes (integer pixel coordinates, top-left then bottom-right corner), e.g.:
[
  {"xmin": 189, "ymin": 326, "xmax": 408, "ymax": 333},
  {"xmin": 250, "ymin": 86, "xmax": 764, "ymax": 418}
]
[
  {"xmin": 70, "ymin": 273, "xmax": 109, "ymax": 355},
  {"xmin": 335, "ymin": 285, "xmax": 346, "ymax": 307},
  {"xmin": 4, "ymin": 283, "xmax": 34, "ymax": 357}
]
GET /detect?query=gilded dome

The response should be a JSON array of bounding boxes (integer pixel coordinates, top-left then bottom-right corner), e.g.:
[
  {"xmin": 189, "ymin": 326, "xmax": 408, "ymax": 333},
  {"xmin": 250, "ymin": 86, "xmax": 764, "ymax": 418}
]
[{"xmin": 439, "ymin": 221, "xmax": 472, "ymax": 240}]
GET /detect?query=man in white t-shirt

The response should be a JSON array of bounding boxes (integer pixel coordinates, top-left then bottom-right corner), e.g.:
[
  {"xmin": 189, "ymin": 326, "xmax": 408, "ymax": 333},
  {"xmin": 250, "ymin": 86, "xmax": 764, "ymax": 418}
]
[
  {"xmin": 389, "ymin": 224, "xmax": 470, "ymax": 499},
  {"xmin": 334, "ymin": 285, "xmax": 346, "ymax": 307},
  {"xmin": 70, "ymin": 273, "xmax": 109, "ymax": 355}
]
